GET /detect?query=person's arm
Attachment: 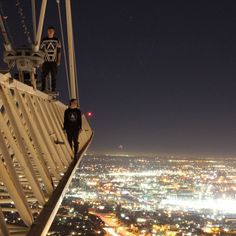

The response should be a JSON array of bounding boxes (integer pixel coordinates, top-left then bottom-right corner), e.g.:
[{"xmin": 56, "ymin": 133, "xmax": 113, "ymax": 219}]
[{"xmin": 63, "ymin": 109, "xmax": 67, "ymax": 130}]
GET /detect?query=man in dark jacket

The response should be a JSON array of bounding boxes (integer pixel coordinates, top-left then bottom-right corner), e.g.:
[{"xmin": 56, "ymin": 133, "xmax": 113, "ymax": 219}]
[
  {"xmin": 40, "ymin": 26, "xmax": 61, "ymax": 92},
  {"xmin": 63, "ymin": 99, "xmax": 82, "ymax": 157}
]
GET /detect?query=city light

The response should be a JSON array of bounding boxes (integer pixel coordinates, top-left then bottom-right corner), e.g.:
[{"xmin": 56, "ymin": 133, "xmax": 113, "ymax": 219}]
[{"xmin": 161, "ymin": 198, "xmax": 236, "ymax": 213}]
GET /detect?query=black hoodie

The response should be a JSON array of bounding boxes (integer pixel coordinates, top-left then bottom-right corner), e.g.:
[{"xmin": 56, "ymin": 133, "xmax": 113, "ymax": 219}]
[{"xmin": 63, "ymin": 107, "xmax": 82, "ymax": 131}]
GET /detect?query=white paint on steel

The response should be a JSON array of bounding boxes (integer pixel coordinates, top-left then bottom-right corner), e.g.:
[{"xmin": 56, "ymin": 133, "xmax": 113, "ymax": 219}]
[
  {"xmin": 18, "ymin": 91, "xmax": 60, "ymax": 178},
  {"xmin": 0, "ymin": 84, "xmax": 45, "ymax": 205},
  {"xmin": 34, "ymin": 0, "xmax": 47, "ymax": 52},
  {"xmin": 65, "ymin": 0, "xmax": 77, "ymax": 99},
  {"xmin": 0, "ymin": 133, "xmax": 33, "ymax": 226}
]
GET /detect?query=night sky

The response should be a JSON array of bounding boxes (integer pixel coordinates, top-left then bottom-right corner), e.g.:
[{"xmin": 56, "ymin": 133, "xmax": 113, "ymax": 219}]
[{"xmin": 1, "ymin": 1, "xmax": 236, "ymax": 156}]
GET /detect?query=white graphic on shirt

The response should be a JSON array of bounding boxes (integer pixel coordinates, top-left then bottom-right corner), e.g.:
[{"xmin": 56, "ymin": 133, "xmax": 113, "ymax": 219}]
[
  {"xmin": 69, "ymin": 112, "xmax": 77, "ymax": 122},
  {"xmin": 40, "ymin": 39, "xmax": 61, "ymax": 62}
]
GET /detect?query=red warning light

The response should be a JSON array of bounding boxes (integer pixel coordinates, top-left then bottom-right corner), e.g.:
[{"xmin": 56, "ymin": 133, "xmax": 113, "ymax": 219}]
[{"xmin": 87, "ymin": 112, "xmax": 92, "ymax": 117}]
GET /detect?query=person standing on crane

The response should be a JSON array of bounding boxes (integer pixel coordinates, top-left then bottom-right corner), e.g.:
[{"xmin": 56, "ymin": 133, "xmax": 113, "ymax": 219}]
[
  {"xmin": 40, "ymin": 26, "xmax": 61, "ymax": 92},
  {"xmin": 63, "ymin": 99, "xmax": 82, "ymax": 158}
]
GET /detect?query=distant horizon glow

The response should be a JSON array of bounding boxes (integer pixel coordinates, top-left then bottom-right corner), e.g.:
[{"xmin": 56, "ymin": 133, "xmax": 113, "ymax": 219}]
[{"xmin": 85, "ymin": 152, "xmax": 236, "ymax": 159}]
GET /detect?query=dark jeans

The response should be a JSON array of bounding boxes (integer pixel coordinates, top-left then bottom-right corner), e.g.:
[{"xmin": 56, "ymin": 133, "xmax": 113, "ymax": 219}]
[
  {"xmin": 41, "ymin": 62, "xmax": 58, "ymax": 91},
  {"xmin": 66, "ymin": 129, "xmax": 79, "ymax": 155}
]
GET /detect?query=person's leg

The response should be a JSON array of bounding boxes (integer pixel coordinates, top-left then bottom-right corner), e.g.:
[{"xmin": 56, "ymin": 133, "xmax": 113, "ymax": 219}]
[
  {"xmin": 72, "ymin": 131, "xmax": 79, "ymax": 156},
  {"xmin": 66, "ymin": 130, "xmax": 73, "ymax": 149},
  {"xmin": 50, "ymin": 62, "xmax": 58, "ymax": 91},
  {"xmin": 41, "ymin": 63, "xmax": 49, "ymax": 91}
]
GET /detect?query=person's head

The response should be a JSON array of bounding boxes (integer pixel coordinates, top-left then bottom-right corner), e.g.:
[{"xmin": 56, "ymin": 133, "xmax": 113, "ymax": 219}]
[
  {"xmin": 69, "ymin": 98, "xmax": 78, "ymax": 108},
  {"xmin": 47, "ymin": 26, "xmax": 55, "ymax": 38}
]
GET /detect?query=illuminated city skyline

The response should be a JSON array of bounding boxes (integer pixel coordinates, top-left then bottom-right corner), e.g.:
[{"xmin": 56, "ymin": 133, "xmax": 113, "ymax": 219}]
[{"xmin": 49, "ymin": 154, "xmax": 236, "ymax": 235}]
